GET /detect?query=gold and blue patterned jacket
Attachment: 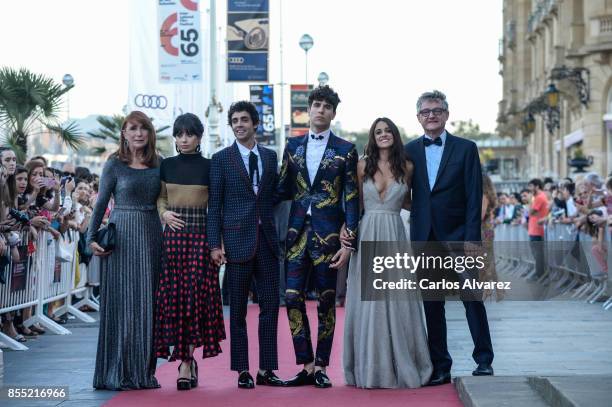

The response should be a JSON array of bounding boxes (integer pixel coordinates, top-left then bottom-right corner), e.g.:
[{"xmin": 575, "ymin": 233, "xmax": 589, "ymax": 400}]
[{"xmin": 276, "ymin": 132, "xmax": 359, "ymax": 255}]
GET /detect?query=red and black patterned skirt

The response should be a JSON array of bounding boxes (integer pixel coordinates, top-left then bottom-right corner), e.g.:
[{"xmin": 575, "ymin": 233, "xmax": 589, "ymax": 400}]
[{"xmin": 154, "ymin": 207, "xmax": 226, "ymax": 361}]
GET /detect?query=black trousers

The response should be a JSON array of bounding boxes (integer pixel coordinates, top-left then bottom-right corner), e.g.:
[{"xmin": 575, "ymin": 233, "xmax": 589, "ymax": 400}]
[
  {"xmin": 424, "ymin": 229, "xmax": 494, "ymax": 373},
  {"xmin": 227, "ymin": 229, "xmax": 280, "ymax": 372}
]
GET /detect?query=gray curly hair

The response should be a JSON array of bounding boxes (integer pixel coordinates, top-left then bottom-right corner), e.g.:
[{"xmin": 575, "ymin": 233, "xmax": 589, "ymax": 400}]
[{"xmin": 416, "ymin": 90, "xmax": 449, "ymax": 113}]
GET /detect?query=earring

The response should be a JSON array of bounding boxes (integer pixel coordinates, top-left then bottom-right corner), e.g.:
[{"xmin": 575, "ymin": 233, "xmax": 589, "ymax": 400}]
[
  {"xmin": 175, "ymin": 144, "xmax": 181, "ymax": 153},
  {"xmin": 124, "ymin": 140, "xmax": 129, "ymax": 148},
  {"xmin": 195, "ymin": 145, "xmax": 201, "ymax": 153}
]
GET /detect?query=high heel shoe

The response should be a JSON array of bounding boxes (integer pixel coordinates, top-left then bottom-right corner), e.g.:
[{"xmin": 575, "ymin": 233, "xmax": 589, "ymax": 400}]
[
  {"xmin": 177, "ymin": 361, "xmax": 191, "ymax": 391},
  {"xmin": 190, "ymin": 359, "xmax": 198, "ymax": 388}
]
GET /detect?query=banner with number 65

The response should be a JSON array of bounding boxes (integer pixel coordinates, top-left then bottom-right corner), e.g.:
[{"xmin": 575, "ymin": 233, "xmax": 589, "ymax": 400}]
[{"xmin": 158, "ymin": 0, "xmax": 203, "ymax": 83}]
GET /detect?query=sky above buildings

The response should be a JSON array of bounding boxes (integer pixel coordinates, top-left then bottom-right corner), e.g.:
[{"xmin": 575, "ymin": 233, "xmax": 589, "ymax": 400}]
[{"xmin": 1, "ymin": 0, "xmax": 503, "ymax": 135}]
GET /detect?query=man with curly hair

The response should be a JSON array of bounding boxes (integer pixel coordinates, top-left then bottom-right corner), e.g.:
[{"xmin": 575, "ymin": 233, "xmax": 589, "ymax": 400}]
[{"xmin": 277, "ymin": 85, "xmax": 359, "ymax": 388}]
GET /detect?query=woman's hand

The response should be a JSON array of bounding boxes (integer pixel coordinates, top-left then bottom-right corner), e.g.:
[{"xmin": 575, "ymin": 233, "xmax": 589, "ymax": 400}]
[
  {"xmin": 65, "ymin": 178, "xmax": 76, "ymax": 194},
  {"xmin": 0, "ymin": 218, "xmax": 17, "ymax": 232},
  {"xmin": 48, "ymin": 228, "xmax": 61, "ymax": 240},
  {"xmin": 90, "ymin": 241, "xmax": 112, "ymax": 257},
  {"xmin": 53, "ymin": 176, "xmax": 61, "ymax": 192},
  {"xmin": 162, "ymin": 211, "xmax": 186, "ymax": 231},
  {"xmin": 30, "ymin": 216, "xmax": 49, "ymax": 229}
]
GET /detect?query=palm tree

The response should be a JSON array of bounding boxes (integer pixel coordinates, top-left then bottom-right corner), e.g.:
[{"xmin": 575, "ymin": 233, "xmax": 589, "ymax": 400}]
[
  {"xmin": 0, "ymin": 67, "xmax": 83, "ymax": 162},
  {"xmin": 88, "ymin": 114, "xmax": 171, "ymax": 156}
]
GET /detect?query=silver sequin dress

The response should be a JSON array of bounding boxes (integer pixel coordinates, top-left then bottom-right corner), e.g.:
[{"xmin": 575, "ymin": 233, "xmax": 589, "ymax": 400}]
[{"xmin": 87, "ymin": 156, "xmax": 162, "ymax": 390}]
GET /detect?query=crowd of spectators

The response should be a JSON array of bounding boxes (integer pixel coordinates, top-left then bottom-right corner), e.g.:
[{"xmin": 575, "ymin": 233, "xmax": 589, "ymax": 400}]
[
  {"xmin": 0, "ymin": 148, "xmax": 100, "ymax": 344},
  {"xmin": 485, "ymin": 172, "xmax": 611, "ymax": 280}
]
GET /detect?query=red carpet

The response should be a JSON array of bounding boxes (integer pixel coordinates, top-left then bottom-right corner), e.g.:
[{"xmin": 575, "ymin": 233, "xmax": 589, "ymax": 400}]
[{"xmin": 105, "ymin": 303, "xmax": 462, "ymax": 407}]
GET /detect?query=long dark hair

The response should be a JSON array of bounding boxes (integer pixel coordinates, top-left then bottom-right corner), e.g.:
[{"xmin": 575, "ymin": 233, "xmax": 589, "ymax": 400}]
[{"xmin": 364, "ymin": 117, "xmax": 408, "ymax": 182}]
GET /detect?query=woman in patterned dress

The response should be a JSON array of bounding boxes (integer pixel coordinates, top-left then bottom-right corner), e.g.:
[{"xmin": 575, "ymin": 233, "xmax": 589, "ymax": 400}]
[{"xmin": 154, "ymin": 113, "xmax": 225, "ymax": 391}]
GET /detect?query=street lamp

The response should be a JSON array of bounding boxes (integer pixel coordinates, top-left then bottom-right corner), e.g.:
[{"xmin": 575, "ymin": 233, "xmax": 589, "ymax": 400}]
[
  {"xmin": 62, "ymin": 73, "xmax": 75, "ymax": 161},
  {"xmin": 545, "ymin": 83, "xmax": 560, "ymax": 108},
  {"xmin": 523, "ymin": 113, "xmax": 536, "ymax": 133},
  {"xmin": 549, "ymin": 65, "xmax": 590, "ymax": 106},
  {"xmin": 299, "ymin": 34, "xmax": 314, "ymax": 84},
  {"xmin": 317, "ymin": 72, "xmax": 329, "ymax": 86},
  {"xmin": 62, "ymin": 74, "xmax": 74, "ymax": 120}
]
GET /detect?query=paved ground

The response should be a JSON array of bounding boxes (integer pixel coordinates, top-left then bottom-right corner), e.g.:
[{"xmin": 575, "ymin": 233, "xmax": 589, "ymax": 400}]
[{"xmin": 2, "ymin": 300, "xmax": 612, "ymax": 406}]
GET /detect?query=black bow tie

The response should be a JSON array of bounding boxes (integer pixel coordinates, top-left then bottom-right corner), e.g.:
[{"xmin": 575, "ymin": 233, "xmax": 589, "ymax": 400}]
[
  {"xmin": 310, "ymin": 133, "xmax": 324, "ymax": 141},
  {"xmin": 423, "ymin": 137, "xmax": 443, "ymax": 147}
]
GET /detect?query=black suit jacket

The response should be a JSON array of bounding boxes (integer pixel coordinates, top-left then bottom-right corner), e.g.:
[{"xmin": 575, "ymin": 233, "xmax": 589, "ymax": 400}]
[
  {"xmin": 405, "ymin": 132, "xmax": 482, "ymax": 242},
  {"xmin": 207, "ymin": 142, "xmax": 280, "ymax": 263}
]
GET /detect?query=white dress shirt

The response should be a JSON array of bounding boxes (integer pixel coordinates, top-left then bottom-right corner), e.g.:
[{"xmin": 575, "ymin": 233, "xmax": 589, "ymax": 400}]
[
  {"xmin": 424, "ymin": 130, "xmax": 447, "ymax": 191},
  {"xmin": 236, "ymin": 141, "xmax": 263, "ymax": 194},
  {"xmin": 306, "ymin": 128, "xmax": 331, "ymax": 215}
]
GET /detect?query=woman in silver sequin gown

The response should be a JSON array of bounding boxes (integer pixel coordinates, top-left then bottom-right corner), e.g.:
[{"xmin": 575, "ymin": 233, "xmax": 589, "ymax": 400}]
[{"xmin": 87, "ymin": 111, "xmax": 162, "ymax": 390}]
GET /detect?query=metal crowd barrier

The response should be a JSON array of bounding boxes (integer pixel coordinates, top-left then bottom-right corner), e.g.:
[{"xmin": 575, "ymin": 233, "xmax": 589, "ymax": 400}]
[
  {"xmin": 494, "ymin": 223, "xmax": 610, "ymax": 307},
  {"xmin": 0, "ymin": 230, "xmax": 98, "ymax": 351}
]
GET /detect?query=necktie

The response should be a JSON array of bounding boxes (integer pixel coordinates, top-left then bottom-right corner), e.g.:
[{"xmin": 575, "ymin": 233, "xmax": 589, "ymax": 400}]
[
  {"xmin": 423, "ymin": 137, "xmax": 443, "ymax": 147},
  {"xmin": 249, "ymin": 151, "xmax": 259, "ymax": 185},
  {"xmin": 311, "ymin": 133, "xmax": 324, "ymax": 141}
]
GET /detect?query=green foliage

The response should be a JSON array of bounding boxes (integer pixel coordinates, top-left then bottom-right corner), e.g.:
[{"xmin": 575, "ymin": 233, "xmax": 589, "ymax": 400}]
[
  {"xmin": 450, "ymin": 119, "xmax": 494, "ymax": 141},
  {"xmin": 0, "ymin": 67, "xmax": 83, "ymax": 161}
]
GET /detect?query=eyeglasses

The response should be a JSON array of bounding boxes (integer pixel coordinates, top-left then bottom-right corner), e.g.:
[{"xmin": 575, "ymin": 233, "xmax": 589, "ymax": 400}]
[{"xmin": 418, "ymin": 108, "xmax": 447, "ymax": 117}]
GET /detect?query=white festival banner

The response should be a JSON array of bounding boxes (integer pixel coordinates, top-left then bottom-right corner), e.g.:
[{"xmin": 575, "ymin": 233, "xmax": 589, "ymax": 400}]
[
  {"xmin": 127, "ymin": 0, "xmax": 205, "ymax": 127},
  {"xmin": 158, "ymin": 0, "xmax": 203, "ymax": 83}
]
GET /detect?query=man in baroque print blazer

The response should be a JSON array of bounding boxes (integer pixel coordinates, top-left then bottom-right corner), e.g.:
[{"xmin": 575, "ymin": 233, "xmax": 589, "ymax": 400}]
[{"xmin": 276, "ymin": 86, "xmax": 359, "ymax": 388}]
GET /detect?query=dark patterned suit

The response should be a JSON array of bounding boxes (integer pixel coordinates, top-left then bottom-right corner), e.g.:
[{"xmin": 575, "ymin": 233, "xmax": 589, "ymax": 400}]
[
  {"xmin": 207, "ymin": 142, "xmax": 280, "ymax": 372},
  {"xmin": 277, "ymin": 132, "xmax": 359, "ymax": 367}
]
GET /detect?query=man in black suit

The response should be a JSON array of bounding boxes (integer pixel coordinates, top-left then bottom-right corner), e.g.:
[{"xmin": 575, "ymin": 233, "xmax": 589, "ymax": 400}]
[
  {"xmin": 207, "ymin": 101, "xmax": 284, "ymax": 389},
  {"xmin": 405, "ymin": 90, "xmax": 494, "ymax": 386}
]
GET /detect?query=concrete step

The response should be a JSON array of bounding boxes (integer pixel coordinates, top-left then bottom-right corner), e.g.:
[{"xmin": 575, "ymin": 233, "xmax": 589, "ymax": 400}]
[
  {"xmin": 456, "ymin": 376, "xmax": 612, "ymax": 407},
  {"xmin": 528, "ymin": 376, "xmax": 612, "ymax": 407},
  {"xmin": 455, "ymin": 376, "xmax": 549, "ymax": 407}
]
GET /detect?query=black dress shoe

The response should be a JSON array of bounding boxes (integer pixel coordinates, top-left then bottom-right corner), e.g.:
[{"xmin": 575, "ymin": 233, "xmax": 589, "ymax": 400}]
[
  {"xmin": 256, "ymin": 370, "xmax": 285, "ymax": 386},
  {"xmin": 425, "ymin": 371, "xmax": 451, "ymax": 386},
  {"xmin": 314, "ymin": 370, "xmax": 332, "ymax": 388},
  {"xmin": 238, "ymin": 371, "xmax": 255, "ymax": 389},
  {"xmin": 472, "ymin": 363, "xmax": 494, "ymax": 376},
  {"xmin": 283, "ymin": 369, "xmax": 315, "ymax": 387}
]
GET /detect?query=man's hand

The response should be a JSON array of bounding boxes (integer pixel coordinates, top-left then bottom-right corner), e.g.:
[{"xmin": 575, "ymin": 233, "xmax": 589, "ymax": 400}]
[
  {"xmin": 339, "ymin": 224, "xmax": 351, "ymax": 248},
  {"xmin": 211, "ymin": 248, "xmax": 227, "ymax": 267},
  {"xmin": 330, "ymin": 247, "xmax": 351, "ymax": 269},
  {"xmin": 162, "ymin": 211, "xmax": 186, "ymax": 231}
]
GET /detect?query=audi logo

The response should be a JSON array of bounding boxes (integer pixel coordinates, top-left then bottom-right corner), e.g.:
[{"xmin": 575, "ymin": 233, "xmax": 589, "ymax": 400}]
[
  {"xmin": 134, "ymin": 94, "xmax": 168, "ymax": 109},
  {"xmin": 228, "ymin": 57, "xmax": 245, "ymax": 64}
]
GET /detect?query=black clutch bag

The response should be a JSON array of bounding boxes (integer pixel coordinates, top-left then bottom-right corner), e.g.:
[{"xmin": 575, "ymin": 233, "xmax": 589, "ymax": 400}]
[{"xmin": 95, "ymin": 223, "xmax": 116, "ymax": 251}]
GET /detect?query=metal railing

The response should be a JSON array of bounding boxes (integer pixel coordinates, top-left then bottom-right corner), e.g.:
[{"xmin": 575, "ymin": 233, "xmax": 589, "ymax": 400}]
[{"xmin": 0, "ymin": 231, "xmax": 98, "ymax": 351}]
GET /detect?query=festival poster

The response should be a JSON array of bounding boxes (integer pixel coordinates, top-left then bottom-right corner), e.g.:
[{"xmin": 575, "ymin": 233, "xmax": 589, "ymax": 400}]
[
  {"xmin": 290, "ymin": 84, "xmax": 313, "ymax": 137},
  {"xmin": 227, "ymin": 0, "xmax": 269, "ymax": 82},
  {"xmin": 249, "ymin": 84, "xmax": 275, "ymax": 145},
  {"xmin": 158, "ymin": 0, "xmax": 203, "ymax": 83}
]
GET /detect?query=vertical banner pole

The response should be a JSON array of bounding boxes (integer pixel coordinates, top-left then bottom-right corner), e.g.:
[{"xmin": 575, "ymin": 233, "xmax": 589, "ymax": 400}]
[{"xmin": 207, "ymin": 0, "xmax": 220, "ymax": 156}]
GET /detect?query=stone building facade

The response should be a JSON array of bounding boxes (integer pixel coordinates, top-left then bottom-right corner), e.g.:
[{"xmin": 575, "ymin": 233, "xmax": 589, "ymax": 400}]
[{"xmin": 498, "ymin": 0, "xmax": 612, "ymax": 178}]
